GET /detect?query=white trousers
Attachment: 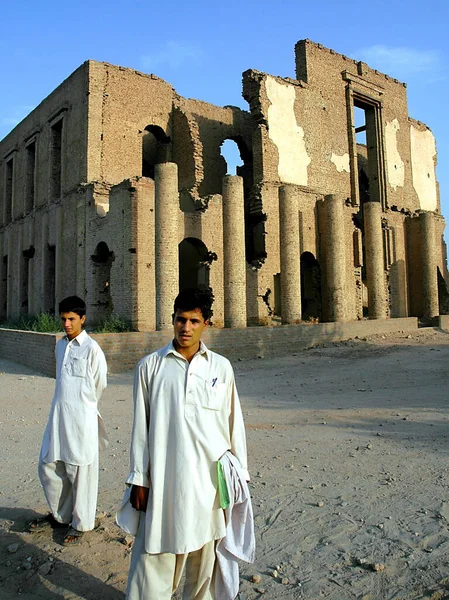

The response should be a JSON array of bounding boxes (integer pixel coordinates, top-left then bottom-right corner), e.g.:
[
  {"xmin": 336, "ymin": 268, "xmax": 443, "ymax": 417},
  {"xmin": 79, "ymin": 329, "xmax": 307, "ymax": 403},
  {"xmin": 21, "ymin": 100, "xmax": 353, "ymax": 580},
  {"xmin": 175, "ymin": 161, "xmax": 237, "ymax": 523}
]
[
  {"xmin": 38, "ymin": 455, "xmax": 98, "ymax": 531},
  {"xmin": 126, "ymin": 517, "xmax": 216, "ymax": 600}
]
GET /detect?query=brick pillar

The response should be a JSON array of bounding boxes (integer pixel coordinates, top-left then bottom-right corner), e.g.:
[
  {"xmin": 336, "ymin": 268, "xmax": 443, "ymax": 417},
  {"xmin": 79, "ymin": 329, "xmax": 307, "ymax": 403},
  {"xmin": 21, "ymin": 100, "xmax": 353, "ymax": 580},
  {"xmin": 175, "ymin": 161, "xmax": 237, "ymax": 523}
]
[
  {"xmin": 222, "ymin": 175, "xmax": 247, "ymax": 328},
  {"xmin": 279, "ymin": 185, "xmax": 301, "ymax": 324},
  {"xmin": 364, "ymin": 201, "xmax": 386, "ymax": 319},
  {"xmin": 420, "ymin": 211, "xmax": 439, "ymax": 320},
  {"xmin": 155, "ymin": 162, "xmax": 179, "ymax": 330},
  {"xmin": 324, "ymin": 194, "xmax": 345, "ymax": 322}
]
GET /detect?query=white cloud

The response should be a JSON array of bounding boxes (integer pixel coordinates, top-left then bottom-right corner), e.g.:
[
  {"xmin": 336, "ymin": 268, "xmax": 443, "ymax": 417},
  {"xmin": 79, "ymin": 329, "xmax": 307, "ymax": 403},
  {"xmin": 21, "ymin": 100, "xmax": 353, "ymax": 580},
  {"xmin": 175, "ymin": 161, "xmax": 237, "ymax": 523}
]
[
  {"xmin": 141, "ymin": 41, "xmax": 204, "ymax": 71},
  {"xmin": 354, "ymin": 45, "xmax": 445, "ymax": 81}
]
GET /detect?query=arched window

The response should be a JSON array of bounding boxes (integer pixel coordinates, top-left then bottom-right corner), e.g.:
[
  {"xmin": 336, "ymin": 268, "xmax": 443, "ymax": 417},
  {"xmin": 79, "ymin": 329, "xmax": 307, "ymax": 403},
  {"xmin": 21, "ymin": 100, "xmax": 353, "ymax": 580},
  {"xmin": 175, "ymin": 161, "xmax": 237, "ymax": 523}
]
[
  {"xmin": 142, "ymin": 125, "xmax": 170, "ymax": 179},
  {"xmin": 220, "ymin": 139, "xmax": 243, "ymax": 175}
]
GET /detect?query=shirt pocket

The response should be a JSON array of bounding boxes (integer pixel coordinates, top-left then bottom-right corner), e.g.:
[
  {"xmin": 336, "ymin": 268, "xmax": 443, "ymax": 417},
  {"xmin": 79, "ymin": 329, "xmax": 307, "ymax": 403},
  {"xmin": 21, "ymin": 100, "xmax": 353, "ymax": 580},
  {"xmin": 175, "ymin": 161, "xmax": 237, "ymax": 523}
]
[
  {"xmin": 202, "ymin": 381, "xmax": 227, "ymax": 411},
  {"xmin": 71, "ymin": 357, "xmax": 88, "ymax": 378}
]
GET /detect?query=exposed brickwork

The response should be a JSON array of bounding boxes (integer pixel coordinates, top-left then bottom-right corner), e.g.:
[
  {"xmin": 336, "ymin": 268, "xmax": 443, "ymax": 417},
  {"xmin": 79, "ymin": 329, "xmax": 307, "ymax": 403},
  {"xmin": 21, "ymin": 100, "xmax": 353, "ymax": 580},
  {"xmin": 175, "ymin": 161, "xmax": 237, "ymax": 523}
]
[{"xmin": 0, "ymin": 40, "xmax": 447, "ymax": 330}]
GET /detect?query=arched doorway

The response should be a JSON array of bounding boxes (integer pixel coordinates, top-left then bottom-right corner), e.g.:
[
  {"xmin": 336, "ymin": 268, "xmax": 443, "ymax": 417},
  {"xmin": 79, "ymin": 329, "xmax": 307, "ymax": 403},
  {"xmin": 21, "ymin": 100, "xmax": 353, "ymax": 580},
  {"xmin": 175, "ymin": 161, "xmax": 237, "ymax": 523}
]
[
  {"xmin": 179, "ymin": 238, "xmax": 213, "ymax": 292},
  {"xmin": 300, "ymin": 252, "xmax": 322, "ymax": 321}
]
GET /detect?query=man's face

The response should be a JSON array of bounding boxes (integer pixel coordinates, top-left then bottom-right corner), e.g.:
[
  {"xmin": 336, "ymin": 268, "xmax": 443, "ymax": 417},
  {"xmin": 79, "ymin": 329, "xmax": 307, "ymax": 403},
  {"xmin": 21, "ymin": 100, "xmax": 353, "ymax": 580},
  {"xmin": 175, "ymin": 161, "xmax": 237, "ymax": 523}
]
[
  {"xmin": 172, "ymin": 308, "xmax": 209, "ymax": 354},
  {"xmin": 60, "ymin": 311, "xmax": 85, "ymax": 340}
]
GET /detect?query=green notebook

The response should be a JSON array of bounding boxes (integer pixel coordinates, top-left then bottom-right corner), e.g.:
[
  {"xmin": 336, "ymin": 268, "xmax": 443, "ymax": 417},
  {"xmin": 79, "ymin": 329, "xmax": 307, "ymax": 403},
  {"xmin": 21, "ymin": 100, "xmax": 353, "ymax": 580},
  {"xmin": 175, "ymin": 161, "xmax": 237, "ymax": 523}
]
[{"xmin": 217, "ymin": 460, "xmax": 230, "ymax": 509}]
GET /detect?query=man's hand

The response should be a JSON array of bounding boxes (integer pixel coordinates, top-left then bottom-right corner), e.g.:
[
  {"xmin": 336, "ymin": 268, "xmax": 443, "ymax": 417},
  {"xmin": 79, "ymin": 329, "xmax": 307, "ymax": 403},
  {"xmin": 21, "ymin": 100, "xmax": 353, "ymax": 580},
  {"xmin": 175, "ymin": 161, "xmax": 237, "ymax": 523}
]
[{"xmin": 130, "ymin": 485, "xmax": 149, "ymax": 511}]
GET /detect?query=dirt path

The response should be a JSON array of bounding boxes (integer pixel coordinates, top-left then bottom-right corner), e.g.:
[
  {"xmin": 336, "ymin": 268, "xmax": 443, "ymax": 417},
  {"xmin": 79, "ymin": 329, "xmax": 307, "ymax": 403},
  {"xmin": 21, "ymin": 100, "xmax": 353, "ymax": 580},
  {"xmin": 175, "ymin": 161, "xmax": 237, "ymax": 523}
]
[{"xmin": 1, "ymin": 328, "xmax": 449, "ymax": 599}]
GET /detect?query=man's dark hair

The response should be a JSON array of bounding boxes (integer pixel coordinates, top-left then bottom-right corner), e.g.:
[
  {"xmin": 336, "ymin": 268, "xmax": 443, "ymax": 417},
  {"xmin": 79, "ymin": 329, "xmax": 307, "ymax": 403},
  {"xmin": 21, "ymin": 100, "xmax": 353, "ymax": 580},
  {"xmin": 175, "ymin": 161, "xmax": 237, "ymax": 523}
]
[
  {"xmin": 59, "ymin": 296, "xmax": 86, "ymax": 318},
  {"xmin": 173, "ymin": 288, "xmax": 214, "ymax": 322}
]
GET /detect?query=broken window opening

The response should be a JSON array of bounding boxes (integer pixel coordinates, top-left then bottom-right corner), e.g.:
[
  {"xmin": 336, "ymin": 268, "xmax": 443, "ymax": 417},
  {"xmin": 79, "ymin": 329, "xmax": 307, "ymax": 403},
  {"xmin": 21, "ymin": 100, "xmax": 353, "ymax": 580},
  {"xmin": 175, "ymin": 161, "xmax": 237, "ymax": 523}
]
[
  {"xmin": 21, "ymin": 246, "xmax": 35, "ymax": 315},
  {"xmin": 91, "ymin": 242, "xmax": 115, "ymax": 321},
  {"xmin": 45, "ymin": 245, "xmax": 56, "ymax": 314},
  {"xmin": 179, "ymin": 238, "xmax": 212, "ymax": 292},
  {"xmin": 25, "ymin": 140, "xmax": 37, "ymax": 213},
  {"xmin": 50, "ymin": 119, "xmax": 63, "ymax": 201},
  {"xmin": 300, "ymin": 252, "xmax": 322, "ymax": 322},
  {"xmin": 141, "ymin": 125, "xmax": 170, "ymax": 179},
  {"xmin": 1, "ymin": 255, "xmax": 7, "ymax": 319},
  {"xmin": 220, "ymin": 139, "xmax": 243, "ymax": 175},
  {"xmin": 245, "ymin": 208, "xmax": 267, "ymax": 268},
  {"xmin": 5, "ymin": 157, "xmax": 14, "ymax": 223},
  {"xmin": 353, "ymin": 97, "xmax": 383, "ymax": 208}
]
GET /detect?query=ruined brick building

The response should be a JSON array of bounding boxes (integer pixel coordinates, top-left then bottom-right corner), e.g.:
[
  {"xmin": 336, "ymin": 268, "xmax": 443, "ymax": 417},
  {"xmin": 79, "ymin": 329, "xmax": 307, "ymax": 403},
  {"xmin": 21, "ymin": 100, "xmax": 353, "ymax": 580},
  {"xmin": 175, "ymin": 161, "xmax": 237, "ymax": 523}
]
[{"xmin": 0, "ymin": 39, "xmax": 447, "ymax": 330}]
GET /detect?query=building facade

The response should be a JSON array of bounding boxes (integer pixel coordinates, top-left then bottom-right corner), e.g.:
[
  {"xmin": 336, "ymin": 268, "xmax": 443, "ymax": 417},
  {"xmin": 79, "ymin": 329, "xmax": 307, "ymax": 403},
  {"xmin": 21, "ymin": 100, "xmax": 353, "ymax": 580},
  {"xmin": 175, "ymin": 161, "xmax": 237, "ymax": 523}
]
[{"xmin": 0, "ymin": 39, "xmax": 447, "ymax": 330}]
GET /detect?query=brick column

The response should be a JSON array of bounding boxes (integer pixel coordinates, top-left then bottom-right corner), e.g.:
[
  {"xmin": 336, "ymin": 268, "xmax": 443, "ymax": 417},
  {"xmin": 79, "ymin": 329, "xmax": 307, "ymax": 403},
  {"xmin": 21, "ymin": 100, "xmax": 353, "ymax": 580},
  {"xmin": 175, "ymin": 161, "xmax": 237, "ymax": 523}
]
[
  {"xmin": 279, "ymin": 185, "xmax": 301, "ymax": 324},
  {"xmin": 364, "ymin": 201, "xmax": 386, "ymax": 319},
  {"xmin": 324, "ymin": 194, "xmax": 345, "ymax": 322},
  {"xmin": 222, "ymin": 175, "xmax": 247, "ymax": 328},
  {"xmin": 420, "ymin": 211, "xmax": 439, "ymax": 320},
  {"xmin": 155, "ymin": 162, "xmax": 179, "ymax": 330}
]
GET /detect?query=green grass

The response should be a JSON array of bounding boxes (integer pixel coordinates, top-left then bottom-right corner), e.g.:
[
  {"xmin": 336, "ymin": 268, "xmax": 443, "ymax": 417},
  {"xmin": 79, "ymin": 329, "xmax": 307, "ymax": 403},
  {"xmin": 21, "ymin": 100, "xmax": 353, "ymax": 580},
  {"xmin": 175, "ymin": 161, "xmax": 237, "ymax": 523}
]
[
  {"xmin": 0, "ymin": 312, "xmax": 134, "ymax": 334},
  {"xmin": 93, "ymin": 314, "xmax": 134, "ymax": 333},
  {"xmin": 0, "ymin": 312, "xmax": 61, "ymax": 333}
]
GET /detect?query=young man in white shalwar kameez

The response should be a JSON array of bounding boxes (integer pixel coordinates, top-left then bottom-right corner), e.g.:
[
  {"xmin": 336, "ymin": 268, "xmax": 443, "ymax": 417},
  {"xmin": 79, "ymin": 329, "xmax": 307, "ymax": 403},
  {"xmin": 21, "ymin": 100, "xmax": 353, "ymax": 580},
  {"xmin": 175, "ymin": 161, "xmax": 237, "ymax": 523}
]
[
  {"xmin": 30, "ymin": 296, "xmax": 107, "ymax": 545},
  {"xmin": 121, "ymin": 288, "xmax": 250, "ymax": 600}
]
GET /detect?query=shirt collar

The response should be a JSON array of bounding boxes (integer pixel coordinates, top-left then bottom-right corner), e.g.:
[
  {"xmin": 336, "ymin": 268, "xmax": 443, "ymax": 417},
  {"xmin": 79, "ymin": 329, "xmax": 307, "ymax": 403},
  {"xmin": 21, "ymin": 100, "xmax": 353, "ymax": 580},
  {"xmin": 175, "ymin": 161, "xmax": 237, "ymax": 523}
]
[
  {"xmin": 163, "ymin": 339, "xmax": 210, "ymax": 360},
  {"xmin": 65, "ymin": 329, "xmax": 88, "ymax": 346}
]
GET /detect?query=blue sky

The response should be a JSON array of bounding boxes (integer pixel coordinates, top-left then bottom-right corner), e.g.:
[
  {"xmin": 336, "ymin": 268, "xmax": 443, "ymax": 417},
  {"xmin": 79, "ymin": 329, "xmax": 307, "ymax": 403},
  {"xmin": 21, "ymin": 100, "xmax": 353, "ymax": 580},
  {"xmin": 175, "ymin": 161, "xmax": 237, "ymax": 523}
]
[{"xmin": 1, "ymin": 0, "xmax": 448, "ymax": 222}]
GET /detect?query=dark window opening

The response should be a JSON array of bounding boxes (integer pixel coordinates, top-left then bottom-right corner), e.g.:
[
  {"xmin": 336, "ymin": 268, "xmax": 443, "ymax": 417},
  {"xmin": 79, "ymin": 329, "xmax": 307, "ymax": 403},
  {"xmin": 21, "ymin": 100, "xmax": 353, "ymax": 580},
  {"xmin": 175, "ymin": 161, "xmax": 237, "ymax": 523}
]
[
  {"xmin": 438, "ymin": 267, "xmax": 449, "ymax": 315},
  {"xmin": 45, "ymin": 245, "xmax": 56, "ymax": 314},
  {"xmin": 50, "ymin": 119, "xmax": 63, "ymax": 200},
  {"xmin": 1, "ymin": 255, "xmax": 7, "ymax": 318},
  {"xmin": 142, "ymin": 125, "xmax": 170, "ymax": 179},
  {"xmin": 5, "ymin": 157, "xmax": 13, "ymax": 222},
  {"xmin": 21, "ymin": 246, "xmax": 35, "ymax": 315},
  {"xmin": 91, "ymin": 242, "xmax": 115, "ymax": 321},
  {"xmin": 25, "ymin": 140, "xmax": 36, "ymax": 212},
  {"xmin": 179, "ymin": 238, "xmax": 212, "ymax": 292},
  {"xmin": 300, "ymin": 252, "xmax": 322, "ymax": 321}
]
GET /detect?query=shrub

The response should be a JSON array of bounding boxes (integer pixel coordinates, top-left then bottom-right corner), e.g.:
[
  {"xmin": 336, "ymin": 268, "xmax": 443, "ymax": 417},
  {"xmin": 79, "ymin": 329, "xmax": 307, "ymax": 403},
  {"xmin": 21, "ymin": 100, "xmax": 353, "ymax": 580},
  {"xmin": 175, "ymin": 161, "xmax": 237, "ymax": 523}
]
[
  {"xmin": 0, "ymin": 312, "xmax": 61, "ymax": 333},
  {"xmin": 94, "ymin": 314, "xmax": 134, "ymax": 333}
]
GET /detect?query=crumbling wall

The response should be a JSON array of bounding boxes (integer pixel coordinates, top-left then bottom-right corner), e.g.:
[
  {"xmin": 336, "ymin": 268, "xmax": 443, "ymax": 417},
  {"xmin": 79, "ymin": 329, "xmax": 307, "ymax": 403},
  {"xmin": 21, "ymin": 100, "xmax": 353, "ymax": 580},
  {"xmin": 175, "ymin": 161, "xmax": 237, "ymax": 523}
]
[
  {"xmin": 86, "ymin": 61, "xmax": 175, "ymax": 185},
  {"xmin": 409, "ymin": 118, "xmax": 438, "ymax": 212}
]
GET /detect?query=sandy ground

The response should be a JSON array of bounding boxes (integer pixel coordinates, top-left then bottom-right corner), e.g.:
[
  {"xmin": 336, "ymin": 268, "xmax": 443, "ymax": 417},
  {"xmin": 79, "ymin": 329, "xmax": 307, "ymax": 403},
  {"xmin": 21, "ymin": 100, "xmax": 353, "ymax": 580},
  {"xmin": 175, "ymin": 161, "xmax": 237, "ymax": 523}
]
[{"xmin": 1, "ymin": 327, "xmax": 449, "ymax": 600}]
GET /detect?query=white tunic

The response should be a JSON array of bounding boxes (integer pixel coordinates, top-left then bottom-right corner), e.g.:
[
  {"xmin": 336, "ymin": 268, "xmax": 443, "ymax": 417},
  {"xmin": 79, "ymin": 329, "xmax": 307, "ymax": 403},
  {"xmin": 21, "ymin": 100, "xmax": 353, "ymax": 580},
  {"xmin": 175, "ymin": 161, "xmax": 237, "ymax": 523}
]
[
  {"xmin": 126, "ymin": 341, "xmax": 248, "ymax": 555},
  {"xmin": 40, "ymin": 330, "xmax": 108, "ymax": 466}
]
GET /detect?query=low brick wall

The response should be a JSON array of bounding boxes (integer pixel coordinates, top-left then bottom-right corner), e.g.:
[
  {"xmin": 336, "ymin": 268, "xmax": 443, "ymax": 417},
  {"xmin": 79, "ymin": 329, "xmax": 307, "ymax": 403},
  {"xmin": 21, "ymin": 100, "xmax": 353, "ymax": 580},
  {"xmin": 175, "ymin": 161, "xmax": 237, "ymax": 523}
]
[
  {"xmin": 0, "ymin": 317, "xmax": 418, "ymax": 377},
  {"xmin": 0, "ymin": 329, "xmax": 63, "ymax": 377}
]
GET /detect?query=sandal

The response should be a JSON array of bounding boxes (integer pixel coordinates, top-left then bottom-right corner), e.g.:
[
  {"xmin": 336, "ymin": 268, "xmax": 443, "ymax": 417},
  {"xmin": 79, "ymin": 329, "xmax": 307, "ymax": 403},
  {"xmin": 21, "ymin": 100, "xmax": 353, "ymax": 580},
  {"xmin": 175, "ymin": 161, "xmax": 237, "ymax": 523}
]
[
  {"xmin": 29, "ymin": 514, "xmax": 68, "ymax": 532},
  {"xmin": 63, "ymin": 526, "xmax": 84, "ymax": 545}
]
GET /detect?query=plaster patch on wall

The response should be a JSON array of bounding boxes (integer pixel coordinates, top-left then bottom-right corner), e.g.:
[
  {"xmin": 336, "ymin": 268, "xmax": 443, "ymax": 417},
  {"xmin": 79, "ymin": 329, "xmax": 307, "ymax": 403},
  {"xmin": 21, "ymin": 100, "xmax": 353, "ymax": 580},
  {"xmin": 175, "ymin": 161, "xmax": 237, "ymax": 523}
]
[
  {"xmin": 385, "ymin": 119, "xmax": 404, "ymax": 190},
  {"xmin": 330, "ymin": 152, "xmax": 350, "ymax": 173},
  {"xmin": 265, "ymin": 76, "xmax": 310, "ymax": 185},
  {"xmin": 410, "ymin": 125, "xmax": 437, "ymax": 211}
]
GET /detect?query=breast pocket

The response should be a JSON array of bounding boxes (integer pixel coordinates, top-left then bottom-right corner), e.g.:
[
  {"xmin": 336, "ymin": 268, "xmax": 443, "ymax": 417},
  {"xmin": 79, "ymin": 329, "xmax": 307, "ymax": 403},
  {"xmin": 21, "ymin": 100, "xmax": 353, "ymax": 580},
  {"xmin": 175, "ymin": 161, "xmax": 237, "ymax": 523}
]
[
  {"xmin": 71, "ymin": 357, "xmax": 88, "ymax": 378},
  {"xmin": 203, "ymin": 381, "xmax": 227, "ymax": 411}
]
